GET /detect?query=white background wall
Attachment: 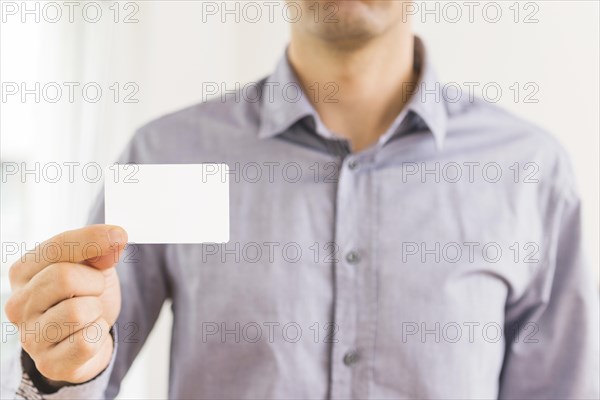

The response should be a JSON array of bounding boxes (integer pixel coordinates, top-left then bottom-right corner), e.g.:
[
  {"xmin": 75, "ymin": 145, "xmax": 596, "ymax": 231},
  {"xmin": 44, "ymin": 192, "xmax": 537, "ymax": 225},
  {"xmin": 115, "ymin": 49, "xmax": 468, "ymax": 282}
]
[{"xmin": 1, "ymin": 1, "xmax": 598, "ymax": 398}]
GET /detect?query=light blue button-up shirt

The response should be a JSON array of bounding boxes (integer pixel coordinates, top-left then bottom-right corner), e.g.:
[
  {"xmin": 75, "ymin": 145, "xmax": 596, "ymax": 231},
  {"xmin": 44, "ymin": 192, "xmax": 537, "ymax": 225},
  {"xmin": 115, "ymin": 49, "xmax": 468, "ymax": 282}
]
[{"xmin": 5, "ymin": 37, "xmax": 599, "ymax": 400}]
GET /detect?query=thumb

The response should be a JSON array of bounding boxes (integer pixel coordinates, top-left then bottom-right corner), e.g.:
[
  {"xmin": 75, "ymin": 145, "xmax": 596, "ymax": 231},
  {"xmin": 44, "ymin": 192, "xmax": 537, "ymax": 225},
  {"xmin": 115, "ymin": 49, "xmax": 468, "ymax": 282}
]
[{"xmin": 84, "ymin": 226, "xmax": 128, "ymax": 270}]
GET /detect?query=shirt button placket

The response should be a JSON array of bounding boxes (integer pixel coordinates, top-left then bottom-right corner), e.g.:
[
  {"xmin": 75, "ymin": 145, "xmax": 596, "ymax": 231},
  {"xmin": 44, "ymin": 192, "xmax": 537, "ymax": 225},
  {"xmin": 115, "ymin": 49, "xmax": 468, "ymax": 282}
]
[{"xmin": 330, "ymin": 155, "xmax": 364, "ymax": 399}]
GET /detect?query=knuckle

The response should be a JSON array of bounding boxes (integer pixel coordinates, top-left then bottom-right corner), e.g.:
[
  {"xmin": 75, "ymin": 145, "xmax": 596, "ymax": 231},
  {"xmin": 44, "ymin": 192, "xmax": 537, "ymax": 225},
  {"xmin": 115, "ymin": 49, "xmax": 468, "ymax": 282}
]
[
  {"xmin": 8, "ymin": 262, "xmax": 22, "ymax": 286},
  {"xmin": 21, "ymin": 330, "xmax": 43, "ymax": 358},
  {"xmin": 87, "ymin": 267, "xmax": 106, "ymax": 292},
  {"xmin": 71, "ymin": 334, "xmax": 99, "ymax": 361},
  {"xmin": 4, "ymin": 290, "xmax": 32, "ymax": 324},
  {"xmin": 62, "ymin": 300, "xmax": 87, "ymax": 324},
  {"xmin": 68, "ymin": 298, "xmax": 102, "ymax": 325},
  {"xmin": 20, "ymin": 287, "xmax": 41, "ymax": 320},
  {"xmin": 54, "ymin": 231, "xmax": 68, "ymax": 249},
  {"xmin": 35, "ymin": 355, "xmax": 61, "ymax": 381},
  {"xmin": 79, "ymin": 297, "xmax": 103, "ymax": 322},
  {"xmin": 3, "ymin": 294, "xmax": 21, "ymax": 323},
  {"xmin": 49, "ymin": 263, "xmax": 77, "ymax": 292},
  {"xmin": 90, "ymin": 297, "xmax": 104, "ymax": 317}
]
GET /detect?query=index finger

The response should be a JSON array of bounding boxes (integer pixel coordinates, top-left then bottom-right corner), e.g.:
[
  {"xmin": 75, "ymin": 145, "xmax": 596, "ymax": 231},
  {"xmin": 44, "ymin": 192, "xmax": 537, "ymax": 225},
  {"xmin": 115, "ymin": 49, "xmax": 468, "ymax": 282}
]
[{"xmin": 10, "ymin": 224, "xmax": 128, "ymax": 284}]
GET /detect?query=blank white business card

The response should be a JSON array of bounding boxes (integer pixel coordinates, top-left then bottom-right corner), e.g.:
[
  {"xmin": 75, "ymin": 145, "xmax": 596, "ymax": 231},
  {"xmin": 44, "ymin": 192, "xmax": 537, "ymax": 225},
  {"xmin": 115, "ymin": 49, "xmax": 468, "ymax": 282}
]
[{"xmin": 105, "ymin": 164, "xmax": 229, "ymax": 244}]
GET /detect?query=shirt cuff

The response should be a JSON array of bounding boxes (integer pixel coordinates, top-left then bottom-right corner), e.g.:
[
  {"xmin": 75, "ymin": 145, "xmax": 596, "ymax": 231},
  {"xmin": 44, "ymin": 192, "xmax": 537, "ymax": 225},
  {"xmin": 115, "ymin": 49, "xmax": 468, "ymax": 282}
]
[{"xmin": 14, "ymin": 326, "xmax": 118, "ymax": 400}]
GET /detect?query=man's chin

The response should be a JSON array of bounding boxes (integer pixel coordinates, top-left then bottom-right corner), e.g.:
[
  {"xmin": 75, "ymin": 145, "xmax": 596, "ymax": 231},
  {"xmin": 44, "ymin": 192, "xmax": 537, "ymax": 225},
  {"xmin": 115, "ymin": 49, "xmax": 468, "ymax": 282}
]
[
  {"xmin": 310, "ymin": 24, "xmax": 390, "ymax": 51},
  {"xmin": 309, "ymin": 1, "xmax": 393, "ymax": 42}
]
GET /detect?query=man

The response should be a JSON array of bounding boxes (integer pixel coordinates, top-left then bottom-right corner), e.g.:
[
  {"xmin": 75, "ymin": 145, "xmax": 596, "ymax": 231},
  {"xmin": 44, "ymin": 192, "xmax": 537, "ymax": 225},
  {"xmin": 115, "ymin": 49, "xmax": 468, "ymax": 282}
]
[{"xmin": 3, "ymin": 1, "xmax": 599, "ymax": 399}]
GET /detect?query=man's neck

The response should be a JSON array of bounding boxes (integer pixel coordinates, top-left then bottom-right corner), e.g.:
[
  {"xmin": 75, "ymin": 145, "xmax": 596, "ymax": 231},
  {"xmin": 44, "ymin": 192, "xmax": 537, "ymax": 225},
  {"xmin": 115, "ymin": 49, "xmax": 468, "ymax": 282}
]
[{"xmin": 288, "ymin": 25, "xmax": 415, "ymax": 152}]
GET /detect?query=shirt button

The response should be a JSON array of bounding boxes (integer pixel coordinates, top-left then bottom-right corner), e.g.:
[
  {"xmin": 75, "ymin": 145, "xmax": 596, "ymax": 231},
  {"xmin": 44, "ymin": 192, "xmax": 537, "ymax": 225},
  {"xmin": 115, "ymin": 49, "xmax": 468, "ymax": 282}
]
[
  {"xmin": 343, "ymin": 351, "xmax": 359, "ymax": 366},
  {"xmin": 347, "ymin": 159, "xmax": 358, "ymax": 170},
  {"xmin": 345, "ymin": 251, "xmax": 360, "ymax": 264}
]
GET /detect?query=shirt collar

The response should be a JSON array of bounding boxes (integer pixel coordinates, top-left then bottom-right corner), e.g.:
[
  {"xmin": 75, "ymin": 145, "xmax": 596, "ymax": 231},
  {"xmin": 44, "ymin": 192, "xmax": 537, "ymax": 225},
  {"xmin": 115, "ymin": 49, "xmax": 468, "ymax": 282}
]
[
  {"xmin": 257, "ymin": 36, "xmax": 448, "ymax": 150},
  {"xmin": 402, "ymin": 36, "xmax": 448, "ymax": 149},
  {"xmin": 257, "ymin": 53, "xmax": 315, "ymax": 140}
]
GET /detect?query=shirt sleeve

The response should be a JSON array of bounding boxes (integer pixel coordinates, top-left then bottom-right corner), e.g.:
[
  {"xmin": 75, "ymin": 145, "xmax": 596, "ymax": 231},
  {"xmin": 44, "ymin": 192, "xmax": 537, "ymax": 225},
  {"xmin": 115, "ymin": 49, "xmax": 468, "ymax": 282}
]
[
  {"xmin": 0, "ymin": 328, "xmax": 118, "ymax": 400},
  {"xmin": 499, "ymin": 190, "xmax": 600, "ymax": 399}
]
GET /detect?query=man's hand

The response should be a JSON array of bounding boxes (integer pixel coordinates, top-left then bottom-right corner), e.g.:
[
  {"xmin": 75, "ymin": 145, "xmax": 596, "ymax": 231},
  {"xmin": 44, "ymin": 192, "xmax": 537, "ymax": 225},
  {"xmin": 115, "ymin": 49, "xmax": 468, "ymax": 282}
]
[{"xmin": 4, "ymin": 225, "xmax": 128, "ymax": 384}]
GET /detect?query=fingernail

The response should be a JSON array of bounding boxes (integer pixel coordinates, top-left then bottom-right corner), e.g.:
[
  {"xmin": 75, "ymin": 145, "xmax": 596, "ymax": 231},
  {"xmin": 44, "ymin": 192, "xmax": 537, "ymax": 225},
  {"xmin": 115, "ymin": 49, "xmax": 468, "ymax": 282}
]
[{"xmin": 108, "ymin": 228, "xmax": 125, "ymax": 245}]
